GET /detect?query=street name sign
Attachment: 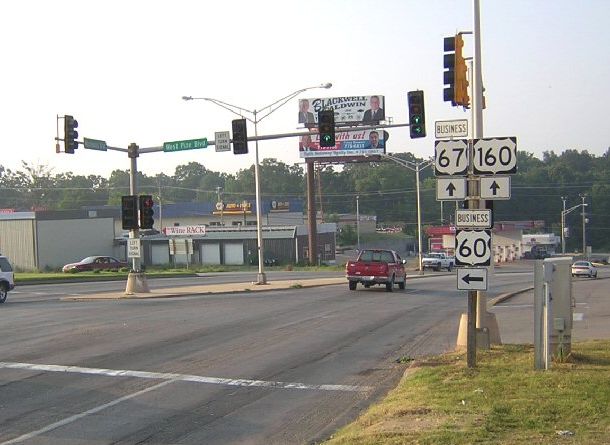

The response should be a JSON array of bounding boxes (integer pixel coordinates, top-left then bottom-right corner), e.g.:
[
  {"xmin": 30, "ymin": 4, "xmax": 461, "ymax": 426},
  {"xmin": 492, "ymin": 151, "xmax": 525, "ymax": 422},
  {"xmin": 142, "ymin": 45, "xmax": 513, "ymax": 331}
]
[
  {"xmin": 435, "ymin": 119, "xmax": 468, "ymax": 139},
  {"xmin": 455, "ymin": 209, "xmax": 492, "ymax": 228},
  {"xmin": 436, "ymin": 177, "xmax": 467, "ymax": 200},
  {"xmin": 83, "ymin": 137, "xmax": 108, "ymax": 151},
  {"xmin": 480, "ymin": 176, "xmax": 511, "ymax": 200},
  {"xmin": 455, "ymin": 229, "xmax": 492, "ymax": 266},
  {"xmin": 434, "ymin": 139, "xmax": 469, "ymax": 176},
  {"xmin": 473, "ymin": 137, "xmax": 517, "ymax": 175},
  {"xmin": 457, "ymin": 268, "xmax": 488, "ymax": 291},
  {"xmin": 163, "ymin": 138, "xmax": 208, "ymax": 152},
  {"xmin": 127, "ymin": 238, "xmax": 141, "ymax": 258},
  {"xmin": 215, "ymin": 131, "xmax": 231, "ymax": 152}
]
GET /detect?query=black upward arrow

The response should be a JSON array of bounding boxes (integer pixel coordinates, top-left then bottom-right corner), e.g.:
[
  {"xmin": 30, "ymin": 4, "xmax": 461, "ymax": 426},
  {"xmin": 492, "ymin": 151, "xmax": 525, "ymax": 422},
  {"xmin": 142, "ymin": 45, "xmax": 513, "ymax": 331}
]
[
  {"xmin": 462, "ymin": 274, "xmax": 484, "ymax": 284},
  {"xmin": 446, "ymin": 182, "xmax": 456, "ymax": 197},
  {"xmin": 490, "ymin": 181, "xmax": 500, "ymax": 196}
]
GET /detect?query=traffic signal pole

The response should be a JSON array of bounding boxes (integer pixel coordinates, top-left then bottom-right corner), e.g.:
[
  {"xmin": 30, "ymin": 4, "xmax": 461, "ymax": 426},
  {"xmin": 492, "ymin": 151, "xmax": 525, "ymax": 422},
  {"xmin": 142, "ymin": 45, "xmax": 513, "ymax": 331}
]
[{"xmin": 125, "ymin": 143, "xmax": 150, "ymax": 294}]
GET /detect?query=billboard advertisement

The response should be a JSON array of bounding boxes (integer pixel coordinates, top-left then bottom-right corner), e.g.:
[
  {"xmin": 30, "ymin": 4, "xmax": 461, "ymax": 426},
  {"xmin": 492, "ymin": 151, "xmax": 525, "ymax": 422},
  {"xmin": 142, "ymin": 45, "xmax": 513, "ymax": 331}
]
[
  {"xmin": 299, "ymin": 129, "xmax": 385, "ymax": 159},
  {"xmin": 298, "ymin": 95, "xmax": 386, "ymax": 126}
]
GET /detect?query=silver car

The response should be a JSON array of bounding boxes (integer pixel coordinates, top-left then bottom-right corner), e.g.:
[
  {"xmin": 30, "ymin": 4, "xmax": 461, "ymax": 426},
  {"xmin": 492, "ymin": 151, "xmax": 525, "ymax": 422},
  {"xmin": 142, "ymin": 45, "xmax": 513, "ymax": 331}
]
[{"xmin": 571, "ymin": 261, "xmax": 597, "ymax": 278}]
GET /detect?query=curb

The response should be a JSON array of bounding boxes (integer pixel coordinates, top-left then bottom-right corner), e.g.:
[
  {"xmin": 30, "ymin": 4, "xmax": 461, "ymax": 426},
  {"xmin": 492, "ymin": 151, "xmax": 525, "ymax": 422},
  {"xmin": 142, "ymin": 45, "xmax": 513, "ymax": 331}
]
[{"xmin": 488, "ymin": 286, "xmax": 534, "ymax": 307}]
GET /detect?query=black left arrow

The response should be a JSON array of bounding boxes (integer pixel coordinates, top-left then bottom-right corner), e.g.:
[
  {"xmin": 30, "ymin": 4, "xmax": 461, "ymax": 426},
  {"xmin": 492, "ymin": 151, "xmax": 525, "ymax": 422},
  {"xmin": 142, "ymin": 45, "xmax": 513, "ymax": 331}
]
[
  {"xmin": 446, "ymin": 182, "xmax": 456, "ymax": 197},
  {"xmin": 490, "ymin": 181, "xmax": 500, "ymax": 196},
  {"xmin": 462, "ymin": 274, "xmax": 484, "ymax": 284}
]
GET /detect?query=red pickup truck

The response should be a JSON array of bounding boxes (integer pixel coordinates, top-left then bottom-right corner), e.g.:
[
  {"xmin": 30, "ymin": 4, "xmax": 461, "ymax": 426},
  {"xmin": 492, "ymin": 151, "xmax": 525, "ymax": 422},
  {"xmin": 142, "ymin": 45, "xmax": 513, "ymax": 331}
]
[{"xmin": 345, "ymin": 249, "xmax": 407, "ymax": 292}]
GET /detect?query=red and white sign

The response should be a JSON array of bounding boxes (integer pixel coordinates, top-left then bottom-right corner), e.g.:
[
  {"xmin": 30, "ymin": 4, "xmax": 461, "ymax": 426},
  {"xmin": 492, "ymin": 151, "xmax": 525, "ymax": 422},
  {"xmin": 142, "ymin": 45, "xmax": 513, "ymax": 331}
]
[{"xmin": 163, "ymin": 225, "xmax": 207, "ymax": 236}]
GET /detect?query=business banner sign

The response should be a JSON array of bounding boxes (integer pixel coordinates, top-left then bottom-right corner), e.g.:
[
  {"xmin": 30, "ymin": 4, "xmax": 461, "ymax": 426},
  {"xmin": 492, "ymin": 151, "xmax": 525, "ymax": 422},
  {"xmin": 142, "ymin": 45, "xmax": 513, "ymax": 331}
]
[
  {"xmin": 299, "ymin": 129, "xmax": 385, "ymax": 159},
  {"xmin": 298, "ymin": 95, "xmax": 386, "ymax": 126}
]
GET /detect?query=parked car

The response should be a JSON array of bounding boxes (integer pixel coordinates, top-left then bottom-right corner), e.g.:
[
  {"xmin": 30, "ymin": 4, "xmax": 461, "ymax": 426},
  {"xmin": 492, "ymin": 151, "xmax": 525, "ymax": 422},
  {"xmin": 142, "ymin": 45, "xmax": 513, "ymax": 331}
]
[
  {"xmin": 345, "ymin": 249, "xmax": 406, "ymax": 292},
  {"xmin": 422, "ymin": 252, "xmax": 455, "ymax": 271},
  {"xmin": 0, "ymin": 255, "xmax": 15, "ymax": 303},
  {"xmin": 571, "ymin": 261, "xmax": 597, "ymax": 278},
  {"xmin": 62, "ymin": 256, "xmax": 128, "ymax": 273}
]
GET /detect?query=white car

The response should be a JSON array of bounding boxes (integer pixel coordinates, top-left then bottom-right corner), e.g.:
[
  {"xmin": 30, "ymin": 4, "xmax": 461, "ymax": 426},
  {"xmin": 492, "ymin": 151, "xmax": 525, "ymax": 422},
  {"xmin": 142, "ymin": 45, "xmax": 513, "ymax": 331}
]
[
  {"xmin": 0, "ymin": 255, "xmax": 15, "ymax": 303},
  {"xmin": 571, "ymin": 261, "xmax": 597, "ymax": 278}
]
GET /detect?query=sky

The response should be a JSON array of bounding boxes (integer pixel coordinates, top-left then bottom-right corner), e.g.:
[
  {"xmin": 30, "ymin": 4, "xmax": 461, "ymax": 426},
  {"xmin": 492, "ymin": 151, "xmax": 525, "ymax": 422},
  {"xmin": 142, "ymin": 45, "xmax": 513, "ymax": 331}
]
[{"xmin": 1, "ymin": 0, "xmax": 609, "ymax": 179}]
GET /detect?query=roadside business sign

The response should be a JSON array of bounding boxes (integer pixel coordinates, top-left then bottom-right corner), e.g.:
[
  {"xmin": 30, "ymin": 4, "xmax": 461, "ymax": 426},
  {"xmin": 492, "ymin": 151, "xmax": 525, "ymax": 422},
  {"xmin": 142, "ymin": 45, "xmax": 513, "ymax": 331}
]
[
  {"xmin": 298, "ymin": 95, "xmax": 386, "ymax": 126},
  {"xmin": 299, "ymin": 129, "xmax": 385, "ymax": 159},
  {"xmin": 163, "ymin": 225, "xmax": 207, "ymax": 236}
]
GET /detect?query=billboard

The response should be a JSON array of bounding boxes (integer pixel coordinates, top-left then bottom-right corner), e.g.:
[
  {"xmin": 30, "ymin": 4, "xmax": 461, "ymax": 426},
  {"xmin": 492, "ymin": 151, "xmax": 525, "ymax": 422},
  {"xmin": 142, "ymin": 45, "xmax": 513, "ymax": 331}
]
[
  {"xmin": 298, "ymin": 95, "xmax": 386, "ymax": 126},
  {"xmin": 299, "ymin": 129, "xmax": 385, "ymax": 159}
]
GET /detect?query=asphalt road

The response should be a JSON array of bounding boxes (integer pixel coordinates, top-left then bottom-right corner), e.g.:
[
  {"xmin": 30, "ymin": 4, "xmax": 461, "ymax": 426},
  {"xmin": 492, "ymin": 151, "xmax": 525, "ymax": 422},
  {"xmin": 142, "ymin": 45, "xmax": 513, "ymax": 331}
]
[{"xmin": 0, "ymin": 266, "xmax": 541, "ymax": 444}]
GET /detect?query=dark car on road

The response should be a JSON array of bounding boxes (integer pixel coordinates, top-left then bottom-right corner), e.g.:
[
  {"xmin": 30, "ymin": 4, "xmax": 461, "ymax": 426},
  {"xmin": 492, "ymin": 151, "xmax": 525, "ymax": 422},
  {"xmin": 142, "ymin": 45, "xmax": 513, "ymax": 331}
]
[{"xmin": 62, "ymin": 256, "xmax": 128, "ymax": 273}]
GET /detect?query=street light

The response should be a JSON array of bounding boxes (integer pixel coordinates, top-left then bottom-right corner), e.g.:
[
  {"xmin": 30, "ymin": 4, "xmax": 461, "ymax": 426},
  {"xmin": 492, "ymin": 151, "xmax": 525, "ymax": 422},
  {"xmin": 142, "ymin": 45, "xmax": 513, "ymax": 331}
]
[
  {"xmin": 561, "ymin": 198, "xmax": 588, "ymax": 256},
  {"xmin": 377, "ymin": 153, "xmax": 434, "ymax": 275},
  {"xmin": 356, "ymin": 195, "xmax": 360, "ymax": 250},
  {"xmin": 182, "ymin": 83, "xmax": 332, "ymax": 284}
]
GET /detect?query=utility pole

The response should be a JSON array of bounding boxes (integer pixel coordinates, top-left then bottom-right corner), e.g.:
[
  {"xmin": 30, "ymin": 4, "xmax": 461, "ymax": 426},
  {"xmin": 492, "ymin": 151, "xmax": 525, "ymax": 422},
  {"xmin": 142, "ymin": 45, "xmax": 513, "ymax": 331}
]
[
  {"xmin": 580, "ymin": 194, "xmax": 587, "ymax": 258},
  {"xmin": 561, "ymin": 196, "xmax": 566, "ymax": 254}
]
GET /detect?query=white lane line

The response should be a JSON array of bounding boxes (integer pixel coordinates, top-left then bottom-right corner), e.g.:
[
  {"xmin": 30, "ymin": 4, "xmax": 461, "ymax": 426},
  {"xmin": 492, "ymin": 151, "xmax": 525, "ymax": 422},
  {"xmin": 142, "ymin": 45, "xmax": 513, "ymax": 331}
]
[
  {"xmin": 0, "ymin": 379, "xmax": 175, "ymax": 445},
  {"xmin": 0, "ymin": 361, "xmax": 369, "ymax": 392}
]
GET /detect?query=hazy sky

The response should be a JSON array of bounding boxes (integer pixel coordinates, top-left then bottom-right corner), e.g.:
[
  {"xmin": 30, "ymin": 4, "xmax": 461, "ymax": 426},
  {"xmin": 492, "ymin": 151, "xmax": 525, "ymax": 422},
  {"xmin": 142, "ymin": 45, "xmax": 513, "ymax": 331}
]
[{"xmin": 1, "ymin": 0, "xmax": 608, "ymax": 178}]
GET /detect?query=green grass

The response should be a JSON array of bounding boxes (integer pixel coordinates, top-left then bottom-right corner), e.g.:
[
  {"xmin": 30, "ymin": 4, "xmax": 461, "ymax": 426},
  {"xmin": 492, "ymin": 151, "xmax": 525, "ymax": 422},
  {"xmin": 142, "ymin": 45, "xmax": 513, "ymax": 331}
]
[{"xmin": 325, "ymin": 341, "xmax": 610, "ymax": 444}]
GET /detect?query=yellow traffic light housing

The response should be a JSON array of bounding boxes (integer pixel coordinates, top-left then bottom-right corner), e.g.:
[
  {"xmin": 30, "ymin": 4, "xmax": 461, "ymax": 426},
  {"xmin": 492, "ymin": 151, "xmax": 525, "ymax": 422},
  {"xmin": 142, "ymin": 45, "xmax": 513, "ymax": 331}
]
[{"xmin": 454, "ymin": 34, "xmax": 470, "ymax": 108}]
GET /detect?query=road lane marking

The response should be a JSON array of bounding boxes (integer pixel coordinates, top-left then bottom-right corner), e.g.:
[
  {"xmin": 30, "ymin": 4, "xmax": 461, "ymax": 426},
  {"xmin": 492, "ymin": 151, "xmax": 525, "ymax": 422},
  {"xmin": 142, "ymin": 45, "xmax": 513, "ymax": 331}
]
[
  {"xmin": 0, "ymin": 379, "xmax": 175, "ymax": 445},
  {"xmin": 0, "ymin": 361, "xmax": 369, "ymax": 392}
]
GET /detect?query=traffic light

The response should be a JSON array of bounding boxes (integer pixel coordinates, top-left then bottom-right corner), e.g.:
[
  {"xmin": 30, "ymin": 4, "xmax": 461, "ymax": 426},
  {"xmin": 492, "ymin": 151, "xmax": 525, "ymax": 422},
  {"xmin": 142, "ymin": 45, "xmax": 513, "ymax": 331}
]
[
  {"xmin": 64, "ymin": 115, "xmax": 79, "ymax": 154},
  {"xmin": 318, "ymin": 110, "xmax": 335, "ymax": 148},
  {"xmin": 443, "ymin": 34, "xmax": 469, "ymax": 108},
  {"xmin": 232, "ymin": 119, "xmax": 248, "ymax": 154},
  {"xmin": 407, "ymin": 90, "xmax": 426, "ymax": 139},
  {"xmin": 139, "ymin": 194, "xmax": 155, "ymax": 230},
  {"xmin": 121, "ymin": 195, "xmax": 138, "ymax": 230}
]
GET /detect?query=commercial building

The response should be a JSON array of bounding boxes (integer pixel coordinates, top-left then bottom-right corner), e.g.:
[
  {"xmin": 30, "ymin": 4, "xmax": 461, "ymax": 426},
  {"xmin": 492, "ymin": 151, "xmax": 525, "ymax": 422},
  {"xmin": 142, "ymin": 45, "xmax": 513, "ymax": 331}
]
[{"xmin": 0, "ymin": 199, "xmax": 336, "ymax": 271}]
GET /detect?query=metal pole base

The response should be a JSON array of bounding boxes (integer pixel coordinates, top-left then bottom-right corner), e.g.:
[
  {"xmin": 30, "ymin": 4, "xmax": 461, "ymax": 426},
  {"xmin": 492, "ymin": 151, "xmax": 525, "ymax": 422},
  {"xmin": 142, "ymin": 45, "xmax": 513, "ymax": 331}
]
[
  {"xmin": 254, "ymin": 273, "xmax": 267, "ymax": 285},
  {"xmin": 125, "ymin": 272, "xmax": 150, "ymax": 295}
]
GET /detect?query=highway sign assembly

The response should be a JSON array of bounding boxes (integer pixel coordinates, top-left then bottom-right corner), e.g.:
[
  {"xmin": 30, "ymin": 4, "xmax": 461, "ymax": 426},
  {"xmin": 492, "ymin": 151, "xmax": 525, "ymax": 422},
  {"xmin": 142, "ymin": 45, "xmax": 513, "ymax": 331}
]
[
  {"xmin": 455, "ymin": 229, "xmax": 492, "ymax": 266},
  {"xmin": 480, "ymin": 176, "xmax": 511, "ymax": 200},
  {"xmin": 473, "ymin": 137, "xmax": 517, "ymax": 175},
  {"xmin": 455, "ymin": 209, "xmax": 492, "ymax": 228},
  {"xmin": 163, "ymin": 138, "xmax": 208, "ymax": 152},
  {"xmin": 214, "ymin": 131, "xmax": 231, "ymax": 152},
  {"xmin": 436, "ymin": 177, "xmax": 467, "ymax": 200},
  {"xmin": 457, "ymin": 268, "xmax": 488, "ymax": 291},
  {"xmin": 434, "ymin": 139, "xmax": 469, "ymax": 176},
  {"xmin": 435, "ymin": 119, "xmax": 468, "ymax": 139}
]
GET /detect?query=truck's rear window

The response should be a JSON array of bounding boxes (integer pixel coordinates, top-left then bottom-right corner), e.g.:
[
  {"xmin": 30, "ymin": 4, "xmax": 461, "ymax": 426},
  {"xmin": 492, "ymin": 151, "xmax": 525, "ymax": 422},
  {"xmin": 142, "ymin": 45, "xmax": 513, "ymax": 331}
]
[
  {"xmin": 359, "ymin": 251, "xmax": 394, "ymax": 263},
  {"xmin": 0, "ymin": 258, "xmax": 12, "ymax": 272}
]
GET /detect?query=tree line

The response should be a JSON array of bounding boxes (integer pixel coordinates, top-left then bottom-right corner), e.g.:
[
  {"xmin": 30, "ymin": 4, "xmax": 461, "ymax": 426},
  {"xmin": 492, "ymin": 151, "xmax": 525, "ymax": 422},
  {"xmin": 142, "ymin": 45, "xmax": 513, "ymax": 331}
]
[{"xmin": 1, "ymin": 148, "xmax": 609, "ymax": 251}]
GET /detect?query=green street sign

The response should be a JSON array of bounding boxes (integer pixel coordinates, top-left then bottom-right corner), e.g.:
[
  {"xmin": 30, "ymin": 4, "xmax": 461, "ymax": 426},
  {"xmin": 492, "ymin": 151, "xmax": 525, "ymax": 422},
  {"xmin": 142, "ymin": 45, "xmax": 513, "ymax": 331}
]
[
  {"xmin": 163, "ymin": 138, "xmax": 208, "ymax": 152},
  {"xmin": 83, "ymin": 137, "xmax": 108, "ymax": 151}
]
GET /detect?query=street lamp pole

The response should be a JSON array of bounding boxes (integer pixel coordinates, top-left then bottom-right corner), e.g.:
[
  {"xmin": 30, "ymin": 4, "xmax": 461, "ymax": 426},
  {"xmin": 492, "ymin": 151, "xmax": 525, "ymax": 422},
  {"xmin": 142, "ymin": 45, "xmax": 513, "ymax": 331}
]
[
  {"xmin": 356, "ymin": 195, "xmax": 360, "ymax": 250},
  {"xmin": 580, "ymin": 194, "xmax": 587, "ymax": 258},
  {"xmin": 561, "ymin": 196, "xmax": 566, "ymax": 254},
  {"xmin": 562, "ymin": 200, "xmax": 588, "ymax": 256},
  {"xmin": 376, "ymin": 153, "xmax": 433, "ymax": 275},
  {"xmin": 182, "ymin": 83, "xmax": 332, "ymax": 284}
]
